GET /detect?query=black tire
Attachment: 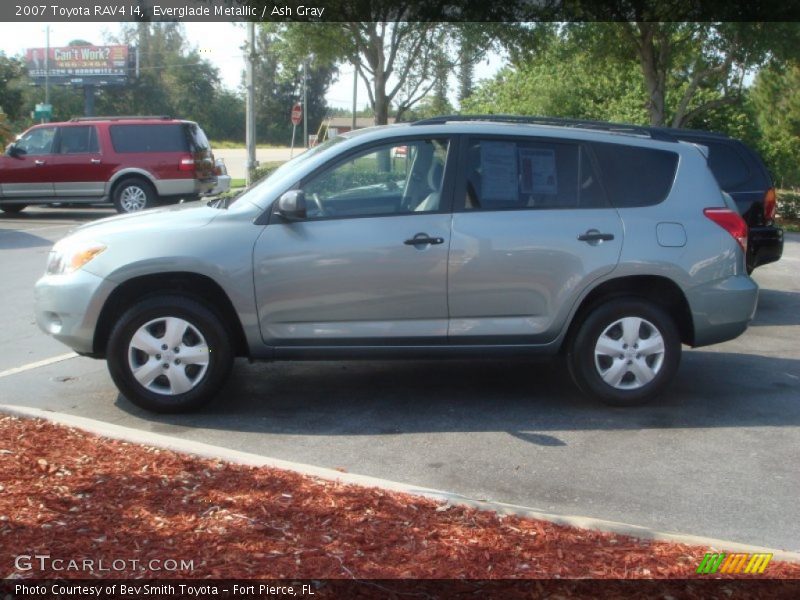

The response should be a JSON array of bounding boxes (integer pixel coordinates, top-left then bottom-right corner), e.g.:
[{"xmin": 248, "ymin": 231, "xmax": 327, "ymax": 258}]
[
  {"xmin": 112, "ymin": 178, "xmax": 156, "ymax": 213},
  {"xmin": 567, "ymin": 297, "xmax": 681, "ymax": 406},
  {"xmin": 0, "ymin": 203, "xmax": 27, "ymax": 214},
  {"xmin": 106, "ymin": 295, "xmax": 233, "ymax": 413}
]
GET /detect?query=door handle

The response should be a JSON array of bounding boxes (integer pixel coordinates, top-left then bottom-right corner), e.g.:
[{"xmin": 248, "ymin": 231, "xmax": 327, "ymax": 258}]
[
  {"xmin": 90, "ymin": 159, "xmax": 101, "ymax": 164},
  {"xmin": 577, "ymin": 230, "xmax": 614, "ymax": 242},
  {"xmin": 34, "ymin": 160, "xmax": 45, "ymax": 166},
  {"xmin": 404, "ymin": 234, "xmax": 445, "ymax": 246}
]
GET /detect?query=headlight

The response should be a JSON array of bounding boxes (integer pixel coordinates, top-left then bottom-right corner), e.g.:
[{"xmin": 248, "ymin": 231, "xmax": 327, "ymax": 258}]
[{"xmin": 45, "ymin": 240, "xmax": 107, "ymax": 276}]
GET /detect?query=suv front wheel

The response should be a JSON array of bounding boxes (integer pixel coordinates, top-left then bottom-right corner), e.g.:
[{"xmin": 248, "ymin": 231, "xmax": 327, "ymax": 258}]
[
  {"xmin": 107, "ymin": 295, "xmax": 234, "ymax": 413},
  {"xmin": 567, "ymin": 298, "xmax": 681, "ymax": 406},
  {"xmin": 113, "ymin": 178, "xmax": 156, "ymax": 213}
]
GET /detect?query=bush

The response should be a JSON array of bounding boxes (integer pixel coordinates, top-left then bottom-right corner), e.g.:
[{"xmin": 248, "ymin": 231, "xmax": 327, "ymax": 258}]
[
  {"xmin": 252, "ymin": 161, "xmax": 285, "ymax": 184},
  {"xmin": 778, "ymin": 189, "xmax": 800, "ymax": 220},
  {"xmin": 0, "ymin": 109, "xmax": 11, "ymax": 147}
]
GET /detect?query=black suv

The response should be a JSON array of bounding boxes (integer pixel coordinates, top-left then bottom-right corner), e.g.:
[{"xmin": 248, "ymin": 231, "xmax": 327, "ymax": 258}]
[{"xmin": 654, "ymin": 127, "xmax": 783, "ymax": 273}]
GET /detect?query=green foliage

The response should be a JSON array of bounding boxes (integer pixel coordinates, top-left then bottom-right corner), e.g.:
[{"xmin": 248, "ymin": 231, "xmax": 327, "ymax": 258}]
[
  {"xmin": 463, "ymin": 41, "xmax": 647, "ymax": 124},
  {"xmin": 0, "ymin": 109, "xmax": 12, "ymax": 146},
  {"xmin": 8, "ymin": 25, "xmax": 244, "ymax": 141},
  {"xmin": 254, "ymin": 24, "xmax": 334, "ymax": 145},
  {"xmin": 0, "ymin": 53, "xmax": 25, "ymax": 122},
  {"xmin": 750, "ymin": 63, "xmax": 800, "ymax": 188},
  {"xmin": 778, "ymin": 190, "xmax": 800, "ymax": 219},
  {"xmin": 252, "ymin": 161, "xmax": 286, "ymax": 184}
]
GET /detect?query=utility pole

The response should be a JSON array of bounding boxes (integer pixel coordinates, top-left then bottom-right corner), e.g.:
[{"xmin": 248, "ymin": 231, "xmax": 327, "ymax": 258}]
[
  {"xmin": 351, "ymin": 60, "xmax": 357, "ymax": 131},
  {"xmin": 302, "ymin": 57, "xmax": 308, "ymax": 148},
  {"xmin": 245, "ymin": 22, "xmax": 257, "ymax": 186},
  {"xmin": 44, "ymin": 25, "xmax": 50, "ymax": 107}
]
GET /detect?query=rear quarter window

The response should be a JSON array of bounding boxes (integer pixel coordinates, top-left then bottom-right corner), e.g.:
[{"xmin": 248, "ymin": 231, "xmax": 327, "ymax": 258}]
[
  {"xmin": 187, "ymin": 124, "xmax": 210, "ymax": 152},
  {"xmin": 704, "ymin": 141, "xmax": 751, "ymax": 189},
  {"xmin": 109, "ymin": 124, "xmax": 189, "ymax": 153},
  {"xmin": 590, "ymin": 142, "xmax": 678, "ymax": 208}
]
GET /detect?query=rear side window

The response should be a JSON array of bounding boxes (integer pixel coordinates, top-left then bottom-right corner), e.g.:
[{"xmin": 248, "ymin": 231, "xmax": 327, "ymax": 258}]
[
  {"xmin": 109, "ymin": 124, "xmax": 189, "ymax": 153},
  {"xmin": 590, "ymin": 142, "xmax": 678, "ymax": 207},
  {"xmin": 59, "ymin": 126, "xmax": 98, "ymax": 154},
  {"xmin": 463, "ymin": 139, "xmax": 608, "ymax": 210}
]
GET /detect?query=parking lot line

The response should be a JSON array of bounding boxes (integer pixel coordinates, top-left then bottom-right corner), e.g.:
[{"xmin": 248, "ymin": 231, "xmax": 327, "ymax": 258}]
[{"xmin": 0, "ymin": 352, "xmax": 78, "ymax": 379}]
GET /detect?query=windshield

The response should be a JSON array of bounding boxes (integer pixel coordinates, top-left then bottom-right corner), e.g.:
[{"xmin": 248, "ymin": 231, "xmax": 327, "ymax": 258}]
[{"xmin": 225, "ymin": 135, "xmax": 349, "ymax": 208}]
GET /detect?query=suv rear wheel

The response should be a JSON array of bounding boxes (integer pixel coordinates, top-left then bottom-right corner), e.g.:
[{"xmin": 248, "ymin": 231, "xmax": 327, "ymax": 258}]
[
  {"xmin": 113, "ymin": 178, "xmax": 156, "ymax": 213},
  {"xmin": 567, "ymin": 298, "xmax": 681, "ymax": 406},
  {"xmin": 106, "ymin": 295, "xmax": 233, "ymax": 413}
]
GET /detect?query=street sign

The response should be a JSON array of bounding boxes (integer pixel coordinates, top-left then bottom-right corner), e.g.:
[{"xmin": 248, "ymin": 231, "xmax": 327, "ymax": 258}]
[
  {"xmin": 34, "ymin": 103, "xmax": 52, "ymax": 120},
  {"xmin": 291, "ymin": 103, "xmax": 302, "ymax": 125}
]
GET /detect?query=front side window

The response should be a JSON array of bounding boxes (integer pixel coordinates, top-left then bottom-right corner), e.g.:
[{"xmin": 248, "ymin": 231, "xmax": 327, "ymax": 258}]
[
  {"xmin": 463, "ymin": 138, "xmax": 607, "ymax": 210},
  {"xmin": 16, "ymin": 127, "xmax": 56, "ymax": 156},
  {"xmin": 59, "ymin": 126, "xmax": 99, "ymax": 154},
  {"xmin": 302, "ymin": 138, "xmax": 449, "ymax": 219}
]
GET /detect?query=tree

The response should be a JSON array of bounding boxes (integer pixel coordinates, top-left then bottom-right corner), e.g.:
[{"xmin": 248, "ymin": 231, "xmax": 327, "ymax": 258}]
[
  {"xmin": 751, "ymin": 63, "xmax": 800, "ymax": 187},
  {"xmin": 503, "ymin": 21, "xmax": 800, "ymax": 127},
  {"xmin": 463, "ymin": 36, "xmax": 647, "ymax": 124},
  {"xmin": 0, "ymin": 53, "xmax": 25, "ymax": 122},
  {"xmin": 91, "ymin": 23, "xmax": 245, "ymax": 141},
  {"xmin": 275, "ymin": 18, "xmax": 472, "ymax": 125},
  {"xmin": 253, "ymin": 24, "xmax": 335, "ymax": 144}
]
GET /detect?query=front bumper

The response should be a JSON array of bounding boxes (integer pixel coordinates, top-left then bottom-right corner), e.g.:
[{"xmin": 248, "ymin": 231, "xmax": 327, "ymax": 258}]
[
  {"xmin": 34, "ymin": 269, "xmax": 116, "ymax": 355},
  {"xmin": 748, "ymin": 225, "xmax": 784, "ymax": 270}
]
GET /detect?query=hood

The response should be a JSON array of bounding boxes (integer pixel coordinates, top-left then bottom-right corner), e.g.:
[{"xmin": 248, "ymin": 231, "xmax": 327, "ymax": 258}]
[{"xmin": 67, "ymin": 201, "xmax": 218, "ymax": 241}]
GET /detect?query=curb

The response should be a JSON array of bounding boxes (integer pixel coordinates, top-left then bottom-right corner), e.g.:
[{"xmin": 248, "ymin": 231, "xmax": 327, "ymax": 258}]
[{"xmin": 2, "ymin": 403, "xmax": 799, "ymax": 564}]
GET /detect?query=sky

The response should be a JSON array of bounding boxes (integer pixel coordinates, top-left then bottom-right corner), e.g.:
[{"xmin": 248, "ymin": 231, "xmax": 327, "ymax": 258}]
[{"xmin": 0, "ymin": 22, "xmax": 505, "ymax": 111}]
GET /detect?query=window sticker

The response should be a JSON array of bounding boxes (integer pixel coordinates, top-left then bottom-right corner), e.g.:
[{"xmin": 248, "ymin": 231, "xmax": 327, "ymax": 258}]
[
  {"xmin": 519, "ymin": 148, "xmax": 557, "ymax": 194},
  {"xmin": 480, "ymin": 141, "xmax": 518, "ymax": 201}
]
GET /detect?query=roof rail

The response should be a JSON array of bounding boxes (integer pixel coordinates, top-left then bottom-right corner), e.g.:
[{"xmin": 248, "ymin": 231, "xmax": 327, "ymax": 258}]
[
  {"xmin": 411, "ymin": 114, "xmax": 678, "ymax": 142},
  {"xmin": 69, "ymin": 115, "xmax": 171, "ymax": 122}
]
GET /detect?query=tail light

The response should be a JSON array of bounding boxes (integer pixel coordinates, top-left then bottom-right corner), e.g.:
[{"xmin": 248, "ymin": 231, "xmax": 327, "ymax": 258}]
[
  {"xmin": 178, "ymin": 154, "xmax": 195, "ymax": 171},
  {"xmin": 704, "ymin": 208, "xmax": 748, "ymax": 253},
  {"xmin": 764, "ymin": 187, "xmax": 777, "ymax": 222}
]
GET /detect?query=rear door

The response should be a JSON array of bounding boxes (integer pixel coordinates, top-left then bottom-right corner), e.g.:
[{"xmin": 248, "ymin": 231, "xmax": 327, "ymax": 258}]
[
  {"xmin": 0, "ymin": 126, "xmax": 57, "ymax": 198},
  {"xmin": 50, "ymin": 124, "xmax": 108, "ymax": 198},
  {"xmin": 448, "ymin": 136, "xmax": 624, "ymax": 344}
]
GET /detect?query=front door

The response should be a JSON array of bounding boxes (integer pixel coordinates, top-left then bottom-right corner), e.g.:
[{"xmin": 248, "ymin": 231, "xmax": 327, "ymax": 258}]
[
  {"xmin": 0, "ymin": 126, "xmax": 57, "ymax": 198},
  {"xmin": 253, "ymin": 137, "xmax": 453, "ymax": 346}
]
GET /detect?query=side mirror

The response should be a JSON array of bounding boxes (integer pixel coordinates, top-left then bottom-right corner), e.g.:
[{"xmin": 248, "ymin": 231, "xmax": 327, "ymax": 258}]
[
  {"xmin": 5, "ymin": 143, "xmax": 22, "ymax": 157},
  {"xmin": 277, "ymin": 190, "xmax": 307, "ymax": 220}
]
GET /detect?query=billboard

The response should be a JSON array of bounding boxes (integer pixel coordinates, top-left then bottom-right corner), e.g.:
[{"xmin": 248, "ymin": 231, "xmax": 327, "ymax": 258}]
[{"xmin": 24, "ymin": 45, "xmax": 130, "ymax": 86}]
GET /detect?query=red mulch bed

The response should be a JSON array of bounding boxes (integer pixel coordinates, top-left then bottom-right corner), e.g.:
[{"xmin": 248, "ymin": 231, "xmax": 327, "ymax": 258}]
[{"xmin": 1, "ymin": 415, "xmax": 798, "ymax": 586}]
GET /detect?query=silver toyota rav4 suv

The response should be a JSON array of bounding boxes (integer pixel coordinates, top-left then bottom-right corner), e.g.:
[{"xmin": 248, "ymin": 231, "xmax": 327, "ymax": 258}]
[{"xmin": 34, "ymin": 116, "xmax": 758, "ymax": 413}]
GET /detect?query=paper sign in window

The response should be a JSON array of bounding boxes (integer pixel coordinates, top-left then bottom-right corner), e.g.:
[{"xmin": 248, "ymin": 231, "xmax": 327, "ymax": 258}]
[
  {"xmin": 480, "ymin": 141, "xmax": 518, "ymax": 201},
  {"xmin": 519, "ymin": 148, "xmax": 557, "ymax": 194}
]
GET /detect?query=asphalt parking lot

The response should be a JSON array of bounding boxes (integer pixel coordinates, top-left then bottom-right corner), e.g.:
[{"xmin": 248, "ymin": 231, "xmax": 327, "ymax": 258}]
[{"xmin": 1, "ymin": 206, "xmax": 798, "ymax": 552}]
